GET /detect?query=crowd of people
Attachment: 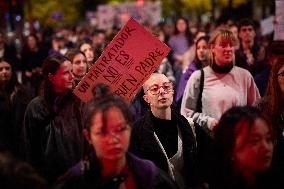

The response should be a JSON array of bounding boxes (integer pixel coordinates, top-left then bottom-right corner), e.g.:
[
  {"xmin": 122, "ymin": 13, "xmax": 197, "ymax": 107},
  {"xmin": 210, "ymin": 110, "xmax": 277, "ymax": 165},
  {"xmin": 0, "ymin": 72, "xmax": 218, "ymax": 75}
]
[{"xmin": 0, "ymin": 15, "xmax": 284, "ymax": 189}]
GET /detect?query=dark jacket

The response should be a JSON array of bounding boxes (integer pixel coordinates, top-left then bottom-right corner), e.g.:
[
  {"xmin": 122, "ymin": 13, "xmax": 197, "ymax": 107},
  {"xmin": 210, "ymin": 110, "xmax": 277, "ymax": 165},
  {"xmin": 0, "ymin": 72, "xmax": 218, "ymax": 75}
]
[
  {"xmin": 54, "ymin": 153, "xmax": 177, "ymax": 189},
  {"xmin": 129, "ymin": 110, "xmax": 198, "ymax": 188},
  {"xmin": 0, "ymin": 84, "xmax": 31, "ymax": 157},
  {"xmin": 235, "ymin": 43, "xmax": 268, "ymax": 77},
  {"xmin": 22, "ymin": 91, "xmax": 87, "ymax": 182}
]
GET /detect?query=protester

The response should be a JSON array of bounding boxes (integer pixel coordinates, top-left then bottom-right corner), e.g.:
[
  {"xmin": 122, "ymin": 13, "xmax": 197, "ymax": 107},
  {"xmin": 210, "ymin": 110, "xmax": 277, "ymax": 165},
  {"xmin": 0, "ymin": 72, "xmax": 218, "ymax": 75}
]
[
  {"xmin": 181, "ymin": 27, "xmax": 260, "ymax": 130},
  {"xmin": 22, "ymin": 54, "xmax": 87, "ymax": 183},
  {"xmin": 0, "ymin": 58, "xmax": 31, "ymax": 157},
  {"xmin": 210, "ymin": 106, "xmax": 279, "ymax": 189},
  {"xmin": 54, "ymin": 84, "xmax": 177, "ymax": 189},
  {"xmin": 65, "ymin": 49, "xmax": 87, "ymax": 87},
  {"xmin": 258, "ymin": 57, "xmax": 284, "ymax": 185},
  {"xmin": 91, "ymin": 29, "xmax": 107, "ymax": 58},
  {"xmin": 176, "ymin": 35, "xmax": 210, "ymax": 110},
  {"xmin": 49, "ymin": 33, "xmax": 69, "ymax": 56},
  {"xmin": 21, "ymin": 34, "xmax": 48, "ymax": 97},
  {"xmin": 78, "ymin": 39, "xmax": 95, "ymax": 69},
  {"xmin": 130, "ymin": 73, "xmax": 199, "ymax": 189},
  {"xmin": 168, "ymin": 17, "xmax": 194, "ymax": 89},
  {"xmin": 235, "ymin": 18, "xmax": 267, "ymax": 77}
]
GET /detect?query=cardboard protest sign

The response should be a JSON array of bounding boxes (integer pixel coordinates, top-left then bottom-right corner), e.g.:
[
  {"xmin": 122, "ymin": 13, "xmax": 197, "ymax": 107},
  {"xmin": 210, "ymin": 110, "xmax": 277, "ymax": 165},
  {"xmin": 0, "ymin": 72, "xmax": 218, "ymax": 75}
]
[{"xmin": 73, "ymin": 18, "xmax": 171, "ymax": 102}]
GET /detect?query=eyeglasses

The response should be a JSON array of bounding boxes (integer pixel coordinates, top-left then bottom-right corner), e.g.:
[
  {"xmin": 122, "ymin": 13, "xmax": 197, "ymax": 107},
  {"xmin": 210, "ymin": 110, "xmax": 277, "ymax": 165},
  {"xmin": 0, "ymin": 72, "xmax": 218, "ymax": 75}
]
[
  {"xmin": 277, "ymin": 71, "xmax": 284, "ymax": 78},
  {"xmin": 146, "ymin": 82, "xmax": 173, "ymax": 95}
]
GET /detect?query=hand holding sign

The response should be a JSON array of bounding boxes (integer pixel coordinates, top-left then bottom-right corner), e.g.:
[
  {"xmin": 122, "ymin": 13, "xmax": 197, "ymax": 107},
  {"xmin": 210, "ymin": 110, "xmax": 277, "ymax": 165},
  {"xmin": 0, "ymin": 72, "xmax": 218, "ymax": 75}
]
[{"xmin": 73, "ymin": 18, "xmax": 170, "ymax": 102}]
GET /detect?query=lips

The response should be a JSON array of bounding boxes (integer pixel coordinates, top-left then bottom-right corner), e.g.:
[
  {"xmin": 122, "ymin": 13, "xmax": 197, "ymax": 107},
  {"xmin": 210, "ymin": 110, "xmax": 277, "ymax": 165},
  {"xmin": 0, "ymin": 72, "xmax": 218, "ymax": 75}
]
[
  {"xmin": 108, "ymin": 147, "xmax": 123, "ymax": 155},
  {"xmin": 158, "ymin": 97, "xmax": 168, "ymax": 103},
  {"xmin": 258, "ymin": 153, "xmax": 272, "ymax": 166}
]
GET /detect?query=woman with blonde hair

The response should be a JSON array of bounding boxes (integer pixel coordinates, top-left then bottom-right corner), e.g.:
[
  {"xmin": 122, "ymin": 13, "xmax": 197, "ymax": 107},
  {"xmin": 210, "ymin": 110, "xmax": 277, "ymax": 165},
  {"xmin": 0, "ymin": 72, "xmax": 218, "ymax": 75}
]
[{"xmin": 181, "ymin": 27, "xmax": 260, "ymax": 130}]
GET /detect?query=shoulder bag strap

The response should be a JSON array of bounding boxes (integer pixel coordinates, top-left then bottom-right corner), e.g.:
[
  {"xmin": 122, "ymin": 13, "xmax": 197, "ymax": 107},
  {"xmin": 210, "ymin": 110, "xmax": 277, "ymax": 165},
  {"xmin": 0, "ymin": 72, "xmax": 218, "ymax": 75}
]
[{"xmin": 195, "ymin": 69, "xmax": 204, "ymax": 113}]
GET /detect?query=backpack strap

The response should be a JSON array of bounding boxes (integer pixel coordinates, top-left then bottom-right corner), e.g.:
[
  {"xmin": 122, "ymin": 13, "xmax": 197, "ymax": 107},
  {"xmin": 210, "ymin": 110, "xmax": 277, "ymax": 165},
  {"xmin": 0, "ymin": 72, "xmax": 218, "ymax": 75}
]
[{"xmin": 195, "ymin": 69, "xmax": 204, "ymax": 113}]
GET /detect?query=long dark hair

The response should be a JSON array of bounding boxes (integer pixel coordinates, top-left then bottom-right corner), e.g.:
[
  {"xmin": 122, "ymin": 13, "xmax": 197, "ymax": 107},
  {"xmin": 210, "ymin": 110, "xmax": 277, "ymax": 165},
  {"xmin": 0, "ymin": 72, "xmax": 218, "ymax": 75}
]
[
  {"xmin": 264, "ymin": 57, "xmax": 284, "ymax": 116},
  {"xmin": 0, "ymin": 58, "xmax": 19, "ymax": 94},
  {"xmin": 174, "ymin": 17, "xmax": 193, "ymax": 46},
  {"xmin": 194, "ymin": 35, "xmax": 210, "ymax": 69},
  {"xmin": 0, "ymin": 58, "xmax": 23, "ymax": 111},
  {"xmin": 211, "ymin": 106, "xmax": 275, "ymax": 188},
  {"xmin": 40, "ymin": 54, "xmax": 70, "ymax": 107}
]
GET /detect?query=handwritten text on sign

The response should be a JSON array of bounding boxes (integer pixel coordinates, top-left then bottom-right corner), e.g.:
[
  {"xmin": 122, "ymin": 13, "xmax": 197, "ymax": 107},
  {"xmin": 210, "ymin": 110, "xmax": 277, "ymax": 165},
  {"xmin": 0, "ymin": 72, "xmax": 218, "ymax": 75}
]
[{"xmin": 73, "ymin": 18, "xmax": 170, "ymax": 102}]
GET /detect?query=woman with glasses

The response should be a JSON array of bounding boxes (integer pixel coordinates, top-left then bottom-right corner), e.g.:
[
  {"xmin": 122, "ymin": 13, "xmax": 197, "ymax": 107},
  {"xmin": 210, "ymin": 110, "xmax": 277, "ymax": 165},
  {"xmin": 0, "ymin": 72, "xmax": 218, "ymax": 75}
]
[
  {"xmin": 129, "ymin": 73, "xmax": 198, "ymax": 189},
  {"xmin": 54, "ymin": 84, "xmax": 176, "ymax": 189},
  {"xmin": 181, "ymin": 28, "xmax": 260, "ymax": 130}
]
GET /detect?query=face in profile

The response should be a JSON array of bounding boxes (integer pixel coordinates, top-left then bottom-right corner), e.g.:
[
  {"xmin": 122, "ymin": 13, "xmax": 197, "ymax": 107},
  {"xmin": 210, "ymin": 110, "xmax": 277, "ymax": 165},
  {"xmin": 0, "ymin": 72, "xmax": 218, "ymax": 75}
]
[
  {"xmin": 80, "ymin": 43, "xmax": 94, "ymax": 63},
  {"xmin": 212, "ymin": 35, "xmax": 235, "ymax": 66},
  {"xmin": 48, "ymin": 60, "xmax": 73, "ymax": 93},
  {"xmin": 233, "ymin": 118, "xmax": 274, "ymax": 174},
  {"xmin": 86, "ymin": 106, "xmax": 131, "ymax": 161},
  {"xmin": 143, "ymin": 74, "xmax": 174, "ymax": 110},
  {"xmin": 0, "ymin": 61, "xmax": 12, "ymax": 84},
  {"xmin": 72, "ymin": 53, "xmax": 87, "ymax": 78}
]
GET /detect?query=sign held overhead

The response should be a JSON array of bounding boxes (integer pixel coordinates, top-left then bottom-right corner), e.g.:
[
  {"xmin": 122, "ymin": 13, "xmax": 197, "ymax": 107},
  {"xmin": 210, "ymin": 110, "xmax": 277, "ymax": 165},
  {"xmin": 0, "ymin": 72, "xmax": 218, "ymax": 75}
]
[{"xmin": 73, "ymin": 18, "xmax": 171, "ymax": 102}]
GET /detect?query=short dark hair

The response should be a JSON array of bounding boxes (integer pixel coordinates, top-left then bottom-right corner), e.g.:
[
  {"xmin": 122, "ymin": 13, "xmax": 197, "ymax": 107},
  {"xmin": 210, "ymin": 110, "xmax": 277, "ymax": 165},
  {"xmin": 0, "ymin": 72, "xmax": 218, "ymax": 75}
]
[
  {"xmin": 65, "ymin": 48, "xmax": 86, "ymax": 63},
  {"xmin": 238, "ymin": 18, "xmax": 255, "ymax": 32}
]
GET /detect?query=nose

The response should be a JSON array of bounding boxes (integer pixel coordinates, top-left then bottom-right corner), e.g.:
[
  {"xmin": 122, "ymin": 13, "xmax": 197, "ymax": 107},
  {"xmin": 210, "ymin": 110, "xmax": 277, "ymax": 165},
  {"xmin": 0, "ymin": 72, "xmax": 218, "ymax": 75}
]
[
  {"xmin": 261, "ymin": 139, "xmax": 273, "ymax": 153},
  {"xmin": 69, "ymin": 72, "xmax": 74, "ymax": 80},
  {"xmin": 2, "ymin": 68, "xmax": 8, "ymax": 74},
  {"xmin": 107, "ymin": 132, "xmax": 120, "ymax": 144},
  {"xmin": 80, "ymin": 62, "xmax": 86, "ymax": 69},
  {"xmin": 159, "ymin": 86, "xmax": 167, "ymax": 94}
]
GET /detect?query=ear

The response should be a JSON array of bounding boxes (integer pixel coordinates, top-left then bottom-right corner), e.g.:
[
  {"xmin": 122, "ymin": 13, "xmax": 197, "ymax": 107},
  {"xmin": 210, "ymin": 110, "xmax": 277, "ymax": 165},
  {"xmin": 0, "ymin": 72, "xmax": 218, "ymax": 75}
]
[
  {"xmin": 48, "ymin": 73, "xmax": 54, "ymax": 82},
  {"xmin": 143, "ymin": 94, "xmax": 150, "ymax": 104},
  {"xmin": 83, "ymin": 129, "xmax": 92, "ymax": 144}
]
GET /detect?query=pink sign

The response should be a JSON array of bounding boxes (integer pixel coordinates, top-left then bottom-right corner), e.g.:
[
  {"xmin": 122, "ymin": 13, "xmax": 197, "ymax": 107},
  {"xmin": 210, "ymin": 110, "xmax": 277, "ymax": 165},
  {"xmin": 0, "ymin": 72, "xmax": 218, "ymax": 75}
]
[{"xmin": 73, "ymin": 18, "xmax": 170, "ymax": 102}]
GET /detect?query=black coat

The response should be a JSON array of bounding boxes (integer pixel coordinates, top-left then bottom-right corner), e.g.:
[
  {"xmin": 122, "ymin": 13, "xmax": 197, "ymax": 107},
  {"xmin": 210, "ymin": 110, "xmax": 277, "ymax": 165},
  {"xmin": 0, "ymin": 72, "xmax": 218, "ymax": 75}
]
[
  {"xmin": 0, "ymin": 84, "xmax": 31, "ymax": 157},
  {"xmin": 22, "ymin": 91, "xmax": 87, "ymax": 183},
  {"xmin": 129, "ymin": 110, "xmax": 198, "ymax": 188}
]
